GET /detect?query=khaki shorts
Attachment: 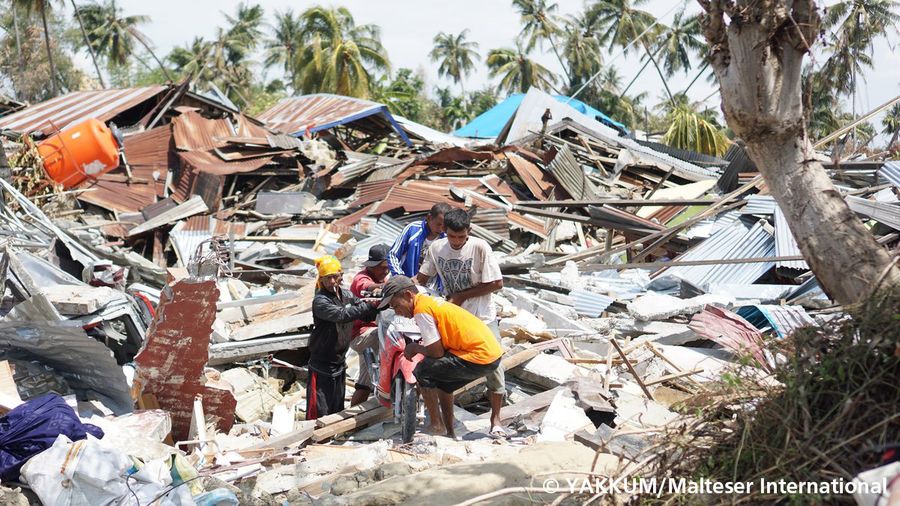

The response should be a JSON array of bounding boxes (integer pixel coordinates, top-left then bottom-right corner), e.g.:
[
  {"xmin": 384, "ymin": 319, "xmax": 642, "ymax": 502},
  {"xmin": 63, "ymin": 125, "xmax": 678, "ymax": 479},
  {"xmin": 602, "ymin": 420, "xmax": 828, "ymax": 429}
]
[
  {"xmin": 350, "ymin": 327, "xmax": 378, "ymax": 390},
  {"xmin": 485, "ymin": 321, "xmax": 506, "ymax": 394}
]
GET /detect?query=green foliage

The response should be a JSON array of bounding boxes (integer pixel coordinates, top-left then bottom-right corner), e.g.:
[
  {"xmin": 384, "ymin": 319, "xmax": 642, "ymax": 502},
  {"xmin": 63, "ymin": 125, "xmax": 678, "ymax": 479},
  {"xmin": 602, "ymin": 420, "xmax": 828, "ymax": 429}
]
[
  {"xmin": 0, "ymin": 7, "xmax": 86, "ymax": 101},
  {"xmin": 429, "ymin": 30, "xmax": 480, "ymax": 94},
  {"xmin": 292, "ymin": 6, "xmax": 390, "ymax": 99},
  {"xmin": 660, "ymin": 95, "xmax": 730, "ymax": 156},
  {"xmin": 486, "ymin": 44, "xmax": 558, "ymax": 94}
]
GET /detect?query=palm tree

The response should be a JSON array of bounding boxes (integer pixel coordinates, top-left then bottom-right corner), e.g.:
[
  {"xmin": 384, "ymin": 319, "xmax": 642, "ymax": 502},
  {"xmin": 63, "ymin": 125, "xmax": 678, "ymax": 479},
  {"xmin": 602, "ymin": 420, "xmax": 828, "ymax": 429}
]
[
  {"xmin": 882, "ymin": 103, "xmax": 900, "ymax": 151},
  {"xmin": 660, "ymin": 95, "xmax": 730, "ymax": 156},
  {"xmin": 69, "ymin": 0, "xmax": 104, "ymax": 87},
  {"xmin": 429, "ymin": 30, "xmax": 480, "ymax": 95},
  {"xmin": 294, "ymin": 6, "xmax": 390, "ymax": 98},
  {"xmin": 561, "ymin": 13, "xmax": 603, "ymax": 91},
  {"xmin": 265, "ymin": 10, "xmax": 302, "ymax": 92},
  {"xmin": 486, "ymin": 45, "xmax": 559, "ymax": 95},
  {"xmin": 222, "ymin": 2, "xmax": 264, "ymax": 66},
  {"xmin": 656, "ymin": 9, "xmax": 704, "ymax": 77},
  {"xmin": 512, "ymin": 0, "xmax": 567, "ymax": 75},
  {"xmin": 821, "ymin": 0, "xmax": 899, "ymax": 105},
  {"xmin": 587, "ymin": 0, "xmax": 675, "ymax": 104},
  {"xmin": 169, "ymin": 37, "xmax": 215, "ymax": 84},
  {"xmin": 12, "ymin": 0, "xmax": 58, "ymax": 95},
  {"xmin": 78, "ymin": 0, "xmax": 172, "ymax": 80}
]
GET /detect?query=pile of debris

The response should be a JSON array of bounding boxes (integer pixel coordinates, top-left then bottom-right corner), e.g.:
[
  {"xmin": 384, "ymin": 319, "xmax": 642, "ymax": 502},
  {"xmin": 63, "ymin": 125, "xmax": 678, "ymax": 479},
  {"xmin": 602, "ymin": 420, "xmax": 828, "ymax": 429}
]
[{"xmin": 0, "ymin": 83, "xmax": 896, "ymax": 504}]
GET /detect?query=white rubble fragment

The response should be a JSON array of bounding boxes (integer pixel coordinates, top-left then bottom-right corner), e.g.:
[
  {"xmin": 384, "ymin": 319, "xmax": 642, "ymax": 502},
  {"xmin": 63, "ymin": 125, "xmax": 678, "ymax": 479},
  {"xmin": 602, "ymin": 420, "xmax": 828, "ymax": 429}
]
[
  {"xmin": 613, "ymin": 387, "xmax": 680, "ymax": 429},
  {"xmin": 499, "ymin": 309, "xmax": 547, "ymax": 334},
  {"xmin": 627, "ymin": 292, "xmax": 736, "ymax": 321},
  {"xmin": 537, "ymin": 390, "xmax": 594, "ymax": 442},
  {"xmin": 512, "ymin": 353, "xmax": 579, "ymax": 389},
  {"xmin": 560, "ymin": 261, "xmax": 584, "ymax": 291}
]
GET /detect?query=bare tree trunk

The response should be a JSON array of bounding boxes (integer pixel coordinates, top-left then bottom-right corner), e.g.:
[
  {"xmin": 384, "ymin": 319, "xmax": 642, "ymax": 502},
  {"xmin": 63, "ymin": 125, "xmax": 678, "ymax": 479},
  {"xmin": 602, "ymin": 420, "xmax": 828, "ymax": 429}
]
[
  {"xmin": 12, "ymin": 6, "xmax": 24, "ymax": 76},
  {"xmin": 70, "ymin": 0, "xmax": 105, "ymax": 89},
  {"xmin": 700, "ymin": 0, "xmax": 899, "ymax": 305},
  {"xmin": 38, "ymin": 6, "xmax": 57, "ymax": 95}
]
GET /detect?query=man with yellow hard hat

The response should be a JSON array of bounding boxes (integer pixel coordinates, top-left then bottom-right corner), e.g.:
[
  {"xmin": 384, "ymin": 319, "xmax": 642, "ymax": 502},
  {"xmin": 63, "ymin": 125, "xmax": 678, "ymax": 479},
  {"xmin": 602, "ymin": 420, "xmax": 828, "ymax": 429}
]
[{"xmin": 307, "ymin": 255, "xmax": 378, "ymax": 419}]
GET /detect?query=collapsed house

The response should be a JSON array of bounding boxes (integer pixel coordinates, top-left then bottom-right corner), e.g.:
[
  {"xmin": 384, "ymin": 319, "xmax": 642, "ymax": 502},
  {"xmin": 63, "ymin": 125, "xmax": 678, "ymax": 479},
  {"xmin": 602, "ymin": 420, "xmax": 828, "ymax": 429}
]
[{"xmin": 0, "ymin": 83, "xmax": 895, "ymax": 504}]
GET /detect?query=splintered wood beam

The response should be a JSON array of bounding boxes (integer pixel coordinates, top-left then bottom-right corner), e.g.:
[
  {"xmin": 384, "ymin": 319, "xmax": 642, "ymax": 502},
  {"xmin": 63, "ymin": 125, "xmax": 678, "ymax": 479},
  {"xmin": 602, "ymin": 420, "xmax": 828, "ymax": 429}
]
[{"xmin": 610, "ymin": 338, "xmax": 654, "ymax": 401}]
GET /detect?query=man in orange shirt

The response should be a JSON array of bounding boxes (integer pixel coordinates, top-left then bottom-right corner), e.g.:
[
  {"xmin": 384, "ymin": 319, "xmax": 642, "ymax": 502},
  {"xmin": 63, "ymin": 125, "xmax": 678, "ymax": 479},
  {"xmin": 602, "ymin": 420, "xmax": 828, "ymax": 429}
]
[{"xmin": 378, "ymin": 276, "xmax": 502, "ymax": 439}]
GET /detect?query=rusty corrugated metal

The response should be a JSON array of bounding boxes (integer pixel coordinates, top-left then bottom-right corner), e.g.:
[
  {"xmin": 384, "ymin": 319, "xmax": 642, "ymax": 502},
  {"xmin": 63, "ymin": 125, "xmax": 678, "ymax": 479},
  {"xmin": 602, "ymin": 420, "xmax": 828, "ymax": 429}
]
[
  {"xmin": 369, "ymin": 181, "xmax": 458, "ymax": 215},
  {"xmin": 507, "ymin": 153, "xmax": 566, "ymax": 201},
  {"xmin": 257, "ymin": 94, "xmax": 411, "ymax": 145},
  {"xmin": 178, "ymin": 151, "xmax": 273, "ymax": 175},
  {"xmin": 348, "ymin": 180, "xmax": 396, "ymax": 208},
  {"xmin": 0, "ymin": 86, "xmax": 168, "ymax": 135},
  {"xmin": 173, "ymin": 111, "xmax": 233, "ymax": 151}
]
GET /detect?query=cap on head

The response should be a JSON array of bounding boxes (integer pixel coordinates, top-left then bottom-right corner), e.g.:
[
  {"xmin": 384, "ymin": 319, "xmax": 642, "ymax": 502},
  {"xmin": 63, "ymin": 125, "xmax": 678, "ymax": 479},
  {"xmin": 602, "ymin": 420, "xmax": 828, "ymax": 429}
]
[
  {"xmin": 316, "ymin": 255, "xmax": 342, "ymax": 278},
  {"xmin": 377, "ymin": 275, "xmax": 416, "ymax": 309},
  {"xmin": 363, "ymin": 244, "xmax": 390, "ymax": 267}
]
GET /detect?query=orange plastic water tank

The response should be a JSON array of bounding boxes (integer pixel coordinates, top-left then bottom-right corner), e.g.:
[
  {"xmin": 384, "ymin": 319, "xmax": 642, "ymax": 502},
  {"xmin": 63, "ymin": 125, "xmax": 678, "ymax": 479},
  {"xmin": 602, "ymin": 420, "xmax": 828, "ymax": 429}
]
[{"xmin": 37, "ymin": 118, "xmax": 120, "ymax": 189}]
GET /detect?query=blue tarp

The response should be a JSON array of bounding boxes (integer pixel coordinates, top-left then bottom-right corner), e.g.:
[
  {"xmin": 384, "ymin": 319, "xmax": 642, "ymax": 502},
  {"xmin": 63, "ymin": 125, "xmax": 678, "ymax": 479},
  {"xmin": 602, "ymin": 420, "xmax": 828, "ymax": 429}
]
[{"xmin": 454, "ymin": 94, "xmax": 627, "ymax": 138}]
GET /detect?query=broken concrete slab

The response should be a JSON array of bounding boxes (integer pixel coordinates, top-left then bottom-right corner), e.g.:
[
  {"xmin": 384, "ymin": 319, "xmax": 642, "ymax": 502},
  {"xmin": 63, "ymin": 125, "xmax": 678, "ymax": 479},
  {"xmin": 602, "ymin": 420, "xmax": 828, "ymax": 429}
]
[
  {"xmin": 509, "ymin": 352, "xmax": 579, "ymax": 389},
  {"xmin": 536, "ymin": 389, "xmax": 595, "ymax": 442},
  {"xmin": 220, "ymin": 368, "xmax": 283, "ymax": 423},
  {"xmin": 134, "ymin": 278, "xmax": 237, "ymax": 441},
  {"xmin": 627, "ymin": 292, "xmax": 736, "ymax": 321}
]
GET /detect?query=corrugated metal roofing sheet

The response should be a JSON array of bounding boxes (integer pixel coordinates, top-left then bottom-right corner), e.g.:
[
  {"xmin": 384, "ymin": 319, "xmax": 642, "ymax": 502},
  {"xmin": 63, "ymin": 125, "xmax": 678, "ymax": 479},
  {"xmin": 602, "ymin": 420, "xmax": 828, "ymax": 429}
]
[
  {"xmin": 257, "ymin": 93, "xmax": 411, "ymax": 145},
  {"xmin": 846, "ymin": 195, "xmax": 900, "ymax": 230},
  {"xmin": 548, "ymin": 145, "xmax": 600, "ymax": 200},
  {"xmin": 571, "ymin": 290, "xmax": 614, "ymax": 317},
  {"xmin": 880, "ymin": 161, "xmax": 900, "ymax": 188},
  {"xmin": 354, "ymin": 214, "xmax": 405, "ymax": 257},
  {"xmin": 502, "ymin": 88, "xmax": 718, "ymax": 181},
  {"xmin": 736, "ymin": 304, "xmax": 815, "ymax": 338},
  {"xmin": 773, "ymin": 206, "xmax": 809, "ymax": 270},
  {"xmin": 0, "ymin": 86, "xmax": 168, "ymax": 135},
  {"xmin": 659, "ymin": 217, "xmax": 776, "ymax": 291},
  {"xmin": 741, "ymin": 195, "xmax": 777, "ymax": 215},
  {"xmin": 173, "ymin": 110, "xmax": 233, "ymax": 150},
  {"xmin": 507, "ymin": 153, "xmax": 564, "ymax": 201}
]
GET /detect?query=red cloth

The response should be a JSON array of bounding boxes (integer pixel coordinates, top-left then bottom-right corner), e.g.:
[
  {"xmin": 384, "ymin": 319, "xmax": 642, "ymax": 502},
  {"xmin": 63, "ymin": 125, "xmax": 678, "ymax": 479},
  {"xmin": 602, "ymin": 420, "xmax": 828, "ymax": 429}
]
[{"xmin": 350, "ymin": 269, "xmax": 384, "ymax": 337}]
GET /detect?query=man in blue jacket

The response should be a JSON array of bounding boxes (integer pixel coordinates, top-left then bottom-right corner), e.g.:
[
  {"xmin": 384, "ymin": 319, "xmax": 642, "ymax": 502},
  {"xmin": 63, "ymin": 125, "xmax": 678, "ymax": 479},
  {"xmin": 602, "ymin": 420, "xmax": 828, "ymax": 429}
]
[{"xmin": 388, "ymin": 203, "xmax": 451, "ymax": 280}]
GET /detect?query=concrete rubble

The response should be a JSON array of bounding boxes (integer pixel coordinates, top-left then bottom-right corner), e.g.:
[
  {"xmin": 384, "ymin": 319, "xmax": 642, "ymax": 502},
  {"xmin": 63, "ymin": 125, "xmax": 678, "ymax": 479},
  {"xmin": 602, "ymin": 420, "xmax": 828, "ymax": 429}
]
[{"xmin": 0, "ymin": 83, "xmax": 895, "ymax": 504}]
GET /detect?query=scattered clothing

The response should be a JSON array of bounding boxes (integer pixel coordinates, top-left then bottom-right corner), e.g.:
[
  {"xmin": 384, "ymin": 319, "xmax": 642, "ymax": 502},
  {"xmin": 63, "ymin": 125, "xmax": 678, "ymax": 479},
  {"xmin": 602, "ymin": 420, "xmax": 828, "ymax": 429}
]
[
  {"xmin": 419, "ymin": 236, "xmax": 502, "ymax": 322},
  {"xmin": 0, "ymin": 394, "xmax": 104, "ymax": 481}
]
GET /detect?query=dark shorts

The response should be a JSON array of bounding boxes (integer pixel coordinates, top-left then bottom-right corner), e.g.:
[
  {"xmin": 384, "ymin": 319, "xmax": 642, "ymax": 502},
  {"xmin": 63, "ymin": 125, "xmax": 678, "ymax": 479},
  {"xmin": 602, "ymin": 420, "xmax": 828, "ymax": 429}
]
[
  {"xmin": 414, "ymin": 354, "xmax": 501, "ymax": 394},
  {"xmin": 306, "ymin": 369, "xmax": 346, "ymax": 420}
]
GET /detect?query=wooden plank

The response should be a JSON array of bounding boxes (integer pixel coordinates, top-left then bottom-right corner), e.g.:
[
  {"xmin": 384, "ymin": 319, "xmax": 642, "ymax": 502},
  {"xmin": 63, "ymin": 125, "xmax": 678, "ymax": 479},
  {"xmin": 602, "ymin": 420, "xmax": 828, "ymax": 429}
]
[
  {"xmin": 314, "ymin": 398, "xmax": 381, "ymax": 428},
  {"xmin": 643, "ymin": 368, "xmax": 704, "ymax": 387},
  {"xmin": 311, "ymin": 406, "xmax": 391, "ymax": 443},
  {"xmin": 496, "ymin": 386, "xmax": 564, "ymax": 422},
  {"xmin": 246, "ymin": 425, "xmax": 315, "ymax": 451}
]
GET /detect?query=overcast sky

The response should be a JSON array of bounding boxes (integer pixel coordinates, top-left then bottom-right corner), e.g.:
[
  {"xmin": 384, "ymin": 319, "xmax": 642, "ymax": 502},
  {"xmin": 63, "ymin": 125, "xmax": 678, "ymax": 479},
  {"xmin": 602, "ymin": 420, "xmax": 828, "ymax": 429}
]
[{"xmin": 58, "ymin": 0, "xmax": 899, "ymax": 132}]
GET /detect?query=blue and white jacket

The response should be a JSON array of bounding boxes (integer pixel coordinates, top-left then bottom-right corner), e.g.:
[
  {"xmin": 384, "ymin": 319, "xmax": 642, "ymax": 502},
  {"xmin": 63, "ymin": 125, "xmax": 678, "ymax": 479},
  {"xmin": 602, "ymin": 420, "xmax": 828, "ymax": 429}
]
[{"xmin": 388, "ymin": 219, "xmax": 444, "ymax": 283}]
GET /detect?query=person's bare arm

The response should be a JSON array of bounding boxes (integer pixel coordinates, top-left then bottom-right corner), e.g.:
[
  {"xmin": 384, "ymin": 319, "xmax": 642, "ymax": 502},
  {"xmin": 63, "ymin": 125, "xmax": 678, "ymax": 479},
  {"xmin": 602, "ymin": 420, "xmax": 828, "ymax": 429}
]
[
  {"xmin": 404, "ymin": 339, "xmax": 444, "ymax": 359},
  {"xmin": 415, "ymin": 272, "xmax": 431, "ymax": 286},
  {"xmin": 448, "ymin": 279, "xmax": 503, "ymax": 306}
]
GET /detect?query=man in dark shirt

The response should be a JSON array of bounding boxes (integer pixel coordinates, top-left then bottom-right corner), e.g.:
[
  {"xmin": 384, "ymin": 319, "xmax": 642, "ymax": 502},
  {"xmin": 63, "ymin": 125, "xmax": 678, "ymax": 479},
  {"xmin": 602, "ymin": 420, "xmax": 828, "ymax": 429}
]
[{"xmin": 307, "ymin": 255, "xmax": 377, "ymax": 419}]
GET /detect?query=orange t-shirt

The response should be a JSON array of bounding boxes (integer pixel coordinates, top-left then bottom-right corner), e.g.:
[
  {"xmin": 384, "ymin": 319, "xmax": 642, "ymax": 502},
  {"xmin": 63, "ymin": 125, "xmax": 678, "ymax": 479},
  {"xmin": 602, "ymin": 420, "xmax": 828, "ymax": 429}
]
[{"xmin": 413, "ymin": 293, "xmax": 502, "ymax": 365}]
